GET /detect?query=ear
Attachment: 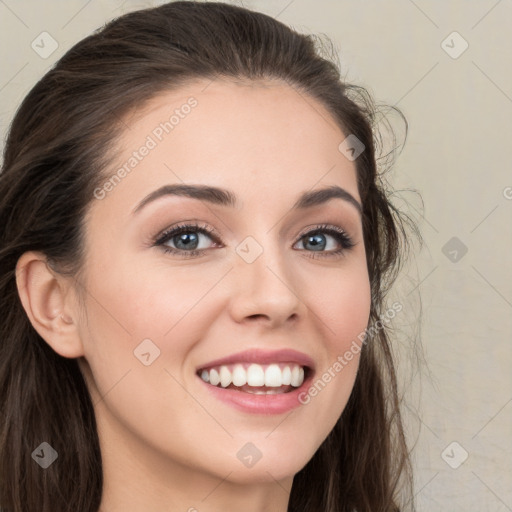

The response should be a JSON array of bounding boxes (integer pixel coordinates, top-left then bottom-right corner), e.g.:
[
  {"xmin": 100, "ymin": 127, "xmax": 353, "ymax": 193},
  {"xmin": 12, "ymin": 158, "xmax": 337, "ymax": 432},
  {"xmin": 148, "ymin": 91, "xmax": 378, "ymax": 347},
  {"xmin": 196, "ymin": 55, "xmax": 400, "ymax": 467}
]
[{"xmin": 15, "ymin": 251, "xmax": 85, "ymax": 359}]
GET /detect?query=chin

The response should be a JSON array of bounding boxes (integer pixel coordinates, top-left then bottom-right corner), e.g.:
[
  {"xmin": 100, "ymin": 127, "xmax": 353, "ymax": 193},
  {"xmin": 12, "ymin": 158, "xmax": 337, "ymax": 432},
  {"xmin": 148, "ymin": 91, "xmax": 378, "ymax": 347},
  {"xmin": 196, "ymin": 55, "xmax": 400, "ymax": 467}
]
[{"xmin": 221, "ymin": 449, "xmax": 314, "ymax": 485}]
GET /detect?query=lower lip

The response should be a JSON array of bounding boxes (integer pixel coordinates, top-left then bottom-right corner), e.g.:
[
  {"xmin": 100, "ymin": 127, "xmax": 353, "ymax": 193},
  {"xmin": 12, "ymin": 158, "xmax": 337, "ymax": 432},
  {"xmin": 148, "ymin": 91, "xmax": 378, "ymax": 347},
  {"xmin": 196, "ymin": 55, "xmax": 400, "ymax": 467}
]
[{"xmin": 197, "ymin": 371, "xmax": 315, "ymax": 415}]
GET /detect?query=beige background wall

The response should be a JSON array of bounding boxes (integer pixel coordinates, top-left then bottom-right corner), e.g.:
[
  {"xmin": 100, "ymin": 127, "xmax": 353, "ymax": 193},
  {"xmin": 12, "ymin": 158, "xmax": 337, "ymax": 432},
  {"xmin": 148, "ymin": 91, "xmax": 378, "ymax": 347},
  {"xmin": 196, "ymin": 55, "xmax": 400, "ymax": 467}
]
[{"xmin": 1, "ymin": 1, "xmax": 511, "ymax": 510}]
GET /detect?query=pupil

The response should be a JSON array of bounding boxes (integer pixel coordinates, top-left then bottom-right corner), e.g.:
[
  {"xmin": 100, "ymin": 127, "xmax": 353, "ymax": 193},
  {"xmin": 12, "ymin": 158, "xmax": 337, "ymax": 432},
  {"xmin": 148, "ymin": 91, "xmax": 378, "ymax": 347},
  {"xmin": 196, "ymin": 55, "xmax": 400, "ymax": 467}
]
[
  {"xmin": 306, "ymin": 233, "xmax": 325, "ymax": 251},
  {"xmin": 175, "ymin": 232, "xmax": 198, "ymax": 250}
]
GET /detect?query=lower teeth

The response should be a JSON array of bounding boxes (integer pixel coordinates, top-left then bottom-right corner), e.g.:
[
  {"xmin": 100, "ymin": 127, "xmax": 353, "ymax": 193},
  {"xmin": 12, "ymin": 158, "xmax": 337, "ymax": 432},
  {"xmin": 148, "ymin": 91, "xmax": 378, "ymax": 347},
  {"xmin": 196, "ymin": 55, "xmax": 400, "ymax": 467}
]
[
  {"xmin": 242, "ymin": 389, "xmax": 284, "ymax": 395},
  {"xmin": 211, "ymin": 382, "xmax": 292, "ymax": 394}
]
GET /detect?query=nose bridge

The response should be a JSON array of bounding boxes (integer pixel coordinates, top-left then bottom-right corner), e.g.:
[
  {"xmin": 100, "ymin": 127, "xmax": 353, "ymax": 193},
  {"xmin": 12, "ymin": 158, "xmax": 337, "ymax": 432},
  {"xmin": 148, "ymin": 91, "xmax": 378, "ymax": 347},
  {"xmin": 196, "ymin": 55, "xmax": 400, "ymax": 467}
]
[{"xmin": 229, "ymin": 230, "xmax": 302, "ymax": 324}]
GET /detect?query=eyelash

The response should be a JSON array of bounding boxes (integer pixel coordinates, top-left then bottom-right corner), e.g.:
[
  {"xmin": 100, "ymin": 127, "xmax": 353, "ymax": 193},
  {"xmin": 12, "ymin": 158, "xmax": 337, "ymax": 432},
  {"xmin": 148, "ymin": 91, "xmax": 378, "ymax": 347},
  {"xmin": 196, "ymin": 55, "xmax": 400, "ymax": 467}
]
[{"xmin": 153, "ymin": 222, "xmax": 355, "ymax": 260}]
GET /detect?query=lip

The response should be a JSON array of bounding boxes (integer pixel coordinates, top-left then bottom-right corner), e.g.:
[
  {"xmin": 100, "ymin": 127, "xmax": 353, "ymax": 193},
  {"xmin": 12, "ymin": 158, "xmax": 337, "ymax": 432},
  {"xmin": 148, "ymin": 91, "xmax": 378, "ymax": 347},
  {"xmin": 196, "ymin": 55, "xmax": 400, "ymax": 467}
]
[
  {"xmin": 196, "ymin": 348, "xmax": 315, "ymax": 371},
  {"xmin": 197, "ymin": 368, "xmax": 315, "ymax": 415},
  {"xmin": 196, "ymin": 348, "xmax": 316, "ymax": 415}
]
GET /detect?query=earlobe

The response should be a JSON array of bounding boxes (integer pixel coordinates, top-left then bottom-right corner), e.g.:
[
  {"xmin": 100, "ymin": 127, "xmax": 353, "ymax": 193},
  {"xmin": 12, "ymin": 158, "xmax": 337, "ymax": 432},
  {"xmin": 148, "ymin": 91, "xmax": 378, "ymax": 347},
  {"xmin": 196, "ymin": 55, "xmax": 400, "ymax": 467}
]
[{"xmin": 15, "ymin": 251, "xmax": 85, "ymax": 359}]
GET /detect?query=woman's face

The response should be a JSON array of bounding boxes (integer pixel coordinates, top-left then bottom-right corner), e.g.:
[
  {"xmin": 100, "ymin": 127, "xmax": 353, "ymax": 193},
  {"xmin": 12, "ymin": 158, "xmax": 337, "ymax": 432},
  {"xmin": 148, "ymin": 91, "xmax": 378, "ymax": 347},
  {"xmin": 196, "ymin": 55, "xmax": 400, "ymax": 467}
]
[{"xmin": 76, "ymin": 78, "xmax": 371, "ymax": 487}]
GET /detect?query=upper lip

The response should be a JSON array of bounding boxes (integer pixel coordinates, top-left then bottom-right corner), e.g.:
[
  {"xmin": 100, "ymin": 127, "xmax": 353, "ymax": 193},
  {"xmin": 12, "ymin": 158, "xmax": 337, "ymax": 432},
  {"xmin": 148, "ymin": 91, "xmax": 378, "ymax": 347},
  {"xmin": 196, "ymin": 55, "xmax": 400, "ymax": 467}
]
[{"xmin": 197, "ymin": 348, "xmax": 315, "ymax": 371}]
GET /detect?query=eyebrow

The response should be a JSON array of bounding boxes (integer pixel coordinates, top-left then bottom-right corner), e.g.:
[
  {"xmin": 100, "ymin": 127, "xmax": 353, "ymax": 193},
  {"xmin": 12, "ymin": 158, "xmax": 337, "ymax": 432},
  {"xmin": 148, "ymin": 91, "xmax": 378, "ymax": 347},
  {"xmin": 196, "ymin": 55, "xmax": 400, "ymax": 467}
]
[{"xmin": 131, "ymin": 183, "xmax": 362, "ymax": 216}]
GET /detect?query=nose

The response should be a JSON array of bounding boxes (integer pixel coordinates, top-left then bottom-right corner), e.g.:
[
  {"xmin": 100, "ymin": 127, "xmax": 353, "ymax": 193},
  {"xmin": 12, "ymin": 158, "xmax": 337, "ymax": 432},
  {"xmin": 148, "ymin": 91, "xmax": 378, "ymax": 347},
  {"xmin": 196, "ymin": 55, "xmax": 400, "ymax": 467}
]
[{"xmin": 227, "ymin": 241, "xmax": 304, "ymax": 328}]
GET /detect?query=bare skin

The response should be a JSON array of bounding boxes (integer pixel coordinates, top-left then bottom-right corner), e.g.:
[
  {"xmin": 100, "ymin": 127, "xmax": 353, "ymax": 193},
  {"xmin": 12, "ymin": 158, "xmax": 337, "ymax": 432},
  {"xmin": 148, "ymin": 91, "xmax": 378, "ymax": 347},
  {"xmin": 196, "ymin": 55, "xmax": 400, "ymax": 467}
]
[{"xmin": 16, "ymin": 78, "xmax": 371, "ymax": 512}]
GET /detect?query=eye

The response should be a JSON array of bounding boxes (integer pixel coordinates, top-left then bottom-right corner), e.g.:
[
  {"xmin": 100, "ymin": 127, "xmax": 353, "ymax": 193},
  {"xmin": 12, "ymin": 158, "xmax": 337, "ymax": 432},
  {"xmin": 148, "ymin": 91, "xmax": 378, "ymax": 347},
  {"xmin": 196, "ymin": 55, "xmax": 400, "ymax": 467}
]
[
  {"xmin": 154, "ymin": 222, "xmax": 221, "ymax": 258},
  {"xmin": 293, "ymin": 224, "xmax": 355, "ymax": 259}
]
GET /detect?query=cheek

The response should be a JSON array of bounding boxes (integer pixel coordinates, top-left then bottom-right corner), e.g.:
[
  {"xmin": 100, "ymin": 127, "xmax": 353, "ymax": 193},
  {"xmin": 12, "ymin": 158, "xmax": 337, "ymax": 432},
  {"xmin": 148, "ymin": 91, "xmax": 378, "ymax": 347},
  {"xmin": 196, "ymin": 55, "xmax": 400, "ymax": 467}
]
[
  {"xmin": 77, "ymin": 265, "xmax": 216, "ymax": 446},
  {"xmin": 326, "ymin": 264, "xmax": 371, "ymax": 382},
  {"xmin": 306, "ymin": 260, "xmax": 371, "ymax": 351},
  {"xmin": 294, "ymin": 260, "xmax": 371, "ymax": 435},
  {"xmin": 331, "ymin": 280, "xmax": 371, "ymax": 350},
  {"xmin": 77, "ymin": 259, "xmax": 227, "ymax": 403},
  {"xmin": 86, "ymin": 260, "xmax": 221, "ymax": 340}
]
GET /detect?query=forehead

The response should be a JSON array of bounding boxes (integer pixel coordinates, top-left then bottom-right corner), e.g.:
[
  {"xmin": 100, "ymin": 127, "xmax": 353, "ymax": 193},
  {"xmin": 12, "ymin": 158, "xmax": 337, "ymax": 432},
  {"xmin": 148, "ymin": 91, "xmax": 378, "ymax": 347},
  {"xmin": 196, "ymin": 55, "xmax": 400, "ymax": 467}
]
[{"xmin": 94, "ymin": 77, "xmax": 359, "ymax": 217}]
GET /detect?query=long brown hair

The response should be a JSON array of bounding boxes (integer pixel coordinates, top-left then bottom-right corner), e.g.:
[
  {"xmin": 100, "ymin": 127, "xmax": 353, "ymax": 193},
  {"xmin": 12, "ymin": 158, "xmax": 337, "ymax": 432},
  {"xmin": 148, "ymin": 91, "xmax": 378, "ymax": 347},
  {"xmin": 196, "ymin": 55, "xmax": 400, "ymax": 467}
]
[{"xmin": 0, "ymin": 2, "xmax": 417, "ymax": 511}]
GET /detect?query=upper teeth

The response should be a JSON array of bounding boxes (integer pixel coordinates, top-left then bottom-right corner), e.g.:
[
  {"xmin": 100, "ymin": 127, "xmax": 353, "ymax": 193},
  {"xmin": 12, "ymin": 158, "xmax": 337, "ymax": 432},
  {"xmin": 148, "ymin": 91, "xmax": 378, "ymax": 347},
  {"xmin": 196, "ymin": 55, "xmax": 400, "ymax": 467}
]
[{"xmin": 200, "ymin": 363, "xmax": 305, "ymax": 388}]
